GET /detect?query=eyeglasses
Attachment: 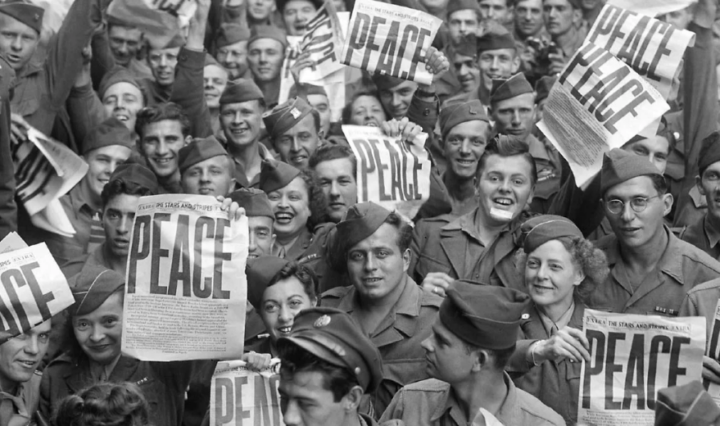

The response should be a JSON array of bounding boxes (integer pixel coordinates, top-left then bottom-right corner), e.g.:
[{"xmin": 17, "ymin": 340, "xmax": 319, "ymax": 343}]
[{"xmin": 604, "ymin": 195, "xmax": 660, "ymax": 215}]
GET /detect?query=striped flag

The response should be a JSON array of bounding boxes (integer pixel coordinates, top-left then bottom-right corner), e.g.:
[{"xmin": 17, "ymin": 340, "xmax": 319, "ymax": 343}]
[{"xmin": 107, "ymin": 0, "xmax": 198, "ymax": 49}]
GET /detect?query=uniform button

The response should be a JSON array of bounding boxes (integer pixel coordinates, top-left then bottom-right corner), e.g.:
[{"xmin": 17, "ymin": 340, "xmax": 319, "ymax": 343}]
[{"xmin": 423, "ymin": 109, "xmax": 430, "ymax": 116}]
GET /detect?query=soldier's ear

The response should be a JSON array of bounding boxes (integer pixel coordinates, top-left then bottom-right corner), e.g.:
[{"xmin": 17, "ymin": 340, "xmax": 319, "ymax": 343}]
[{"xmin": 342, "ymin": 386, "xmax": 364, "ymax": 412}]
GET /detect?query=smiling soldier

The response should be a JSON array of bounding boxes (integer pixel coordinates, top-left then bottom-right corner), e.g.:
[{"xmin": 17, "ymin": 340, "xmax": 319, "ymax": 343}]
[
  {"xmin": 179, "ymin": 136, "xmax": 236, "ymax": 197},
  {"xmin": 45, "ymin": 118, "xmax": 134, "ymax": 266},
  {"xmin": 321, "ymin": 202, "xmax": 442, "ymax": 415},
  {"xmin": 264, "ymin": 97, "xmax": 323, "ymax": 171}
]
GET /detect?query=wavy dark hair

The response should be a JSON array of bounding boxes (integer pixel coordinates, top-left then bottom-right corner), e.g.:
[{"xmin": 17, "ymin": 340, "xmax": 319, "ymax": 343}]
[
  {"xmin": 135, "ymin": 102, "xmax": 191, "ymax": 139},
  {"xmin": 267, "ymin": 261, "xmax": 318, "ymax": 303},
  {"xmin": 53, "ymin": 382, "xmax": 152, "ymax": 426},
  {"xmin": 297, "ymin": 169, "xmax": 330, "ymax": 230}
]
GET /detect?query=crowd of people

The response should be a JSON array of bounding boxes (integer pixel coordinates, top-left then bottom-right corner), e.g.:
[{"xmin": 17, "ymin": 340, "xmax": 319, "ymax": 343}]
[{"xmin": 1, "ymin": 0, "xmax": 720, "ymax": 424}]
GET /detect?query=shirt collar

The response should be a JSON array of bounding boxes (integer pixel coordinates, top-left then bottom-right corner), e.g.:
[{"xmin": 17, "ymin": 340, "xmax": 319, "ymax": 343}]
[
  {"xmin": 429, "ymin": 373, "xmax": 520, "ymax": 424},
  {"xmin": 605, "ymin": 226, "xmax": 686, "ymax": 285},
  {"xmin": 705, "ymin": 215, "xmax": 720, "ymax": 249},
  {"xmin": 336, "ymin": 278, "xmax": 422, "ymax": 319},
  {"xmin": 537, "ymin": 300, "xmax": 575, "ymax": 335}
]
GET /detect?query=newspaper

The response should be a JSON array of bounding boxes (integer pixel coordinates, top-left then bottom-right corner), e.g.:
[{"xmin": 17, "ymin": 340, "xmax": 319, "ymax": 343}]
[
  {"xmin": 279, "ymin": 13, "xmax": 350, "ymax": 123},
  {"xmin": 705, "ymin": 300, "xmax": 720, "ymax": 404},
  {"xmin": 210, "ymin": 359, "xmax": 285, "ymax": 426},
  {"xmin": 0, "ymin": 233, "xmax": 27, "ymax": 254},
  {"xmin": 607, "ymin": 0, "xmax": 697, "ymax": 17},
  {"xmin": 0, "ymin": 243, "xmax": 74, "ymax": 341},
  {"xmin": 578, "ymin": 310, "xmax": 705, "ymax": 426},
  {"xmin": 122, "ymin": 195, "xmax": 248, "ymax": 361},
  {"xmin": 298, "ymin": 0, "xmax": 346, "ymax": 81},
  {"xmin": 12, "ymin": 126, "xmax": 88, "ymax": 237},
  {"xmin": 340, "ymin": 0, "xmax": 442, "ymax": 85},
  {"xmin": 586, "ymin": 5, "xmax": 695, "ymax": 100},
  {"xmin": 342, "ymin": 125, "xmax": 431, "ymax": 219},
  {"xmin": 538, "ymin": 42, "xmax": 669, "ymax": 187}
]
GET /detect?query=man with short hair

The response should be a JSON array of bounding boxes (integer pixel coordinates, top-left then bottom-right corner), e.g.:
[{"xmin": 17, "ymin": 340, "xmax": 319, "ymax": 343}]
[
  {"xmin": 99, "ymin": 67, "xmax": 147, "ymax": 132},
  {"xmin": 279, "ymin": 0, "xmax": 319, "ymax": 36},
  {"xmin": 45, "ymin": 117, "xmax": 134, "ymax": 266},
  {"xmin": 264, "ymin": 97, "xmax": 323, "ymax": 170},
  {"xmin": 580, "ymin": 0, "xmax": 605, "ymax": 27},
  {"xmin": 276, "ymin": 307, "xmax": 384, "ymax": 426},
  {"xmin": 140, "ymin": 43, "xmax": 182, "ymax": 105},
  {"xmin": 449, "ymin": 34, "xmax": 481, "ymax": 97},
  {"xmin": 0, "ymin": 0, "xmax": 95, "ymax": 149},
  {"xmin": 215, "ymin": 23, "xmax": 252, "ymax": 80},
  {"xmin": 61, "ymin": 163, "xmax": 160, "ymax": 278},
  {"xmin": 229, "ymin": 188, "xmax": 277, "ymax": 259},
  {"xmin": 219, "ymin": 79, "xmax": 274, "ymax": 188},
  {"xmin": 543, "ymin": 0, "xmax": 584, "ymax": 61},
  {"xmin": 380, "ymin": 283, "xmax": 564, "ymax": 425},
  {"xmin": 447, "ymin": 0, "xmax": 481, "ymax": 45},
  {"xmin": 310, "ymin": 145, "xmax": 358, "ymax": 223},
  {"xmin": 179, "ymin": 136, "xmax": 236, "ymax": 197},
  {"xmin": 479, "ymin": 0, "xmax": 514, "ymax": 26},
  {"xmin": 373, "ymin": 74, "xmax": 418, "ymax": 121},
  {"xmin": 289, "ymin": 84, "xmax": 333, "ymax": 137},
  {"xmin": 490, "ymin": 73, "xmax": 560, "ymax": 211},
  {"xmin": 247, "ymin": 25, "xmax": 288, "ymax": 107},
  {"xmin": 106, "ymin": 18, "xmax": 152, "ymax": 80},
  {"xmin": 589, "ymin": 149, "xmax": 720, "ymax": 314},
  {"xmin": 0, "ymin": 319, "xmax": 52, "ymax": 426},
  {"xmin": 321, "ymin": 202, "xmax": 443, "ymax": 415},
  {"xmin": 515, "ymin": 0, "xmax": 546, "ymax": 40},
  {"xmin": 135, "ymin": 102, "xmax": 193, "ymax": 194}
]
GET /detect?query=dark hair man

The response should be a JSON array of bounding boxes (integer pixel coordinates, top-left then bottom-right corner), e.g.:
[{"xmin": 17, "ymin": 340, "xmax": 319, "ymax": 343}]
[
  {"xmin": 321, "ymin": 202, "xmax": 442, "ymax": 415},
  {"xmin": 310, "ymin": 145, "xmax": 358, "ymax": 223},
  {"xmin": 264, "ymin": 97, "xmax": 323, "ymax": 170},
  {"xmin": 135, "ymin": 103, "xmax": 192, "ymax": 194},
  {"xmin": 61, "ymin": 163, "xmax": 159, "ymax": 278},
  {"xmin": 276, "ymin": 307, "xmax": 384, "ymax": 426},
  {"xmin": 381, "ymin": 282, "xmax": 564, "ymax": 425}
]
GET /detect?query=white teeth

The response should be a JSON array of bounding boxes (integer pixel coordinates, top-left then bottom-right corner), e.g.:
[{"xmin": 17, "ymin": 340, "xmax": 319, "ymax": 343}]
[{"xmin": 494, "ymin": 199, "xmax": 512, "ymax": 205}]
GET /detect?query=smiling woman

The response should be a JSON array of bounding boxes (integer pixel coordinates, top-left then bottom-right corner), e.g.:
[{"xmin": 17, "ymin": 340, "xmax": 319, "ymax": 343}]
[{"xmin": 507, "ymin": 215, "xmax": 609, "ymax": 425}]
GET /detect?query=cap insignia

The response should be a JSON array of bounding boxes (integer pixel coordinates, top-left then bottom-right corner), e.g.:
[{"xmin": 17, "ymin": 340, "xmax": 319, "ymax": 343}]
[
  {"xmin": 314, "ymin": 315, "xmax": 331, "ymax": 328},
  {"xmin": 469, "ymin": 108, "xmax": 477, "ymax": 115},
  {"xmin": 521, "ymin": 313, "xmax": 530, "ymax": 320},
  {"xmin": 290, "ymin": 107, "xmax": 301, "ymax": 119}
]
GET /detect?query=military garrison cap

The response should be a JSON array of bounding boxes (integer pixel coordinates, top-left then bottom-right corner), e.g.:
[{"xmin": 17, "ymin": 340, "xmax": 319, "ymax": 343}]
[
  {"xmin": 107, "ymin": 163, "xmax": 159, "ymax": 195},
  {"xmin": 263, "ymin": 97, "xmax": 314, "ymax": 141},
  {"xmin": 82, "ymin": 117, "xmax": 135, "ymax": 155},
  {"xmin": 219, "ymin": 78, "xmax": 264, "ymax": 105},
  {"xmin": 178, "ymin": 136, "xmax": 229, "ymax": 174},
  {"xmin": 520, "ymin": 215, "xmax": 583, "ymax": 254},
  {"xmin": 490, "ymin": 73, "xmax": 534, "ymax": 104},
  {"xmin": 246, "ymin": 256, "xmax": 291, "ymax": 308},
  {"xmin": 68, "ymin": 265, "xmax": 125, "ymax": 316},
  {"xmin": 277, "ymin": 307, "xmax": 383, "ymax": 393},
  {"xmin": 439, "ymin": 99, "xmax": 488, "ymax": 140},
  {"xmin": 655, "ymin": 381, "xmax": 720, "ymax": 426},
  {"xmin": 228, "ymin": 188, "xmax": 275, "ymax": 220},
  {"xmin": 600, "ymin": 148, "xmax": 663, "ymax": 195},
  {"xmin": 0, "ymin": 0, "xmax": 43, "ymax": 34},
  {"xmin": 258, "ymin": 159, "xmax": 301, "ymax": 193},
  {"xmin": 216, "ymin": 23, "xmax": 251, "ymax": 48}
]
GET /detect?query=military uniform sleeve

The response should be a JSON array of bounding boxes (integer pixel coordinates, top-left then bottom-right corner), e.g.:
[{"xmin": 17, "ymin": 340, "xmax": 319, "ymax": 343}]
[
  {"xmin": 0, "ymin": 98, "xmax": 16, "ymax": 240},
  {"xmin": 90, "ymin": 30, "xmax": 117, "ymax": 92},
  {"xmin": 67, "ymin": 83, "xmax": 106, "ymax": 152},
  {"xmin": 406, "ymin": 92, "xmax": 438, "ymax": 136},
  {"xmin": 676, "ymin": 0, "xmax": 718, "ymax": 216},
  {"xmin": 151, "ymin": 360, "xmax": 218, "ymax": 393},
  {"xmin": 378, "ymin": 386, "xmax": 407, "ymax": 423},
  {"xmin": 44, "ymin": 0, "xmax": 98, "ymax": 117},
  {"xmin": 547, "ymin": 167, "xmax": 604, "ymax": 237},
  {"xmin": 171, "ymin": 47, "xmax": 214, "ymax": 138}
]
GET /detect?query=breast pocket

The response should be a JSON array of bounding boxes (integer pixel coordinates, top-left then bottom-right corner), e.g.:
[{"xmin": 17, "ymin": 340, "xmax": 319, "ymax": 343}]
[
  {"xmin": 415, "ymin": 253, "xmax": 453, "ymax": 279},
  {"xmin": 136, "ymin": 377, "xmax": 161, "ymax": 411}
]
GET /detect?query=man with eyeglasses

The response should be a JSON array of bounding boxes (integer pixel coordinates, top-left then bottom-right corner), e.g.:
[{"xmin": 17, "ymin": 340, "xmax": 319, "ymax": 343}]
[
  {"xmin": 587, "ymin": 148, "xmax": 720, "ymax": 315},
  {"xmin": 490, "ymin": 73, "xmax": 560, "ymax": 213}
]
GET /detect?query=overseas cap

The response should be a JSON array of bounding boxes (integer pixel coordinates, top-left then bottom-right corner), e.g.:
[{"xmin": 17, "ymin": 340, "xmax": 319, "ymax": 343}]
[
  {"xmin": 490, "ymin": 73, "xmax": 534, "ymax": 104},
  {"xmin": 109, "ymin": 163, "xmax": 159, "ymax": 195},
  {"xmin": 216, "ymin": 23, "xmax": 251, "ymax": 48},
  {"xmin": 178, "ymin": 136, "xmax": 229, "ymax": 174},
  {"xmin": 228, "ymin": 188, "xmax": 274, "ymax": 220},
  {"xmin": 655, "ymin": 381, "xmax": 720, "ymax": 426},
  {"xmin": 534, "ymin": 75, "xmax": 557, "ymax": 104},
  {"xmin": 372, "ymin": 73, "xmax": 405, "ymax": 91},
  {"xmin": 82, "ymin": 117, "xmax": 135, "ymax": 155},
  {"xmin": 98, "ymin": 67, "xmax": 143, "ymax": 100},
  {"xmin": 0, "ymin": 0, "xmax": 43, "ymax": 34},
  {"xmin": 447, "ymin": 0, "xmax": 480, "ymax": 17},
  {"xmin": 263, "ymin": 97, "xmax": 314, "ymax": 141},
  {"xmin": 219, "ymin": 78, "xmax": 264, "ymax": 105},
  {"xmin": 698, "ymin": 132, "xmax": 720, "ymax": 172},
  {"xmin": 68, "ymin": 265, "xmax": 125, "ymax": 316},
  {"xmin": 440, "ymin": 281, "xmax": 529, "ymax": 350},
  {"xmin": 439, "ymin": 99, "xmax": 488, "ymax": 141},
  {"xmin": 453, "ymin": 33, "xmax": 477, "ymax": 58},
  {"xmin": 246, "ymin": 255, "xmax": 291, "ymax": 308},
  {"xmin": 259, "ymin": 158, "xmax": 302, "ymax": 193},
  {"xmin": 328, "ymin": 202, "xmax": 392, "ymax": 271},
  {"xmin": 520, "ymin": 215, "xmax": 582, "ymax": 254},
  {"xmin": 600, "ymin": 148, "xmax": 663, "ymax": 195},
  {"xmin": 277, "ymin": 307, "xmax": 384, "ymax": 393},
  {"xmin": 476, "ymin": 30, "xmax": 515, "ymax": 54},
  {"xmin": 288, "ymin": 84, "xmax": 328, "ymax": 99},
  {"xmin": 248, "ymin": 25, "xmax": 288, "ymax": 50}
]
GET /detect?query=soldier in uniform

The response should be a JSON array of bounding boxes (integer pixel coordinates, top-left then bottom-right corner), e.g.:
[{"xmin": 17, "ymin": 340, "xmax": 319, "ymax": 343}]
[
  {"xmin": 321, "ymin": 202, "xmax": 442, "ymax": 415},
  {"xmin": 61, "ymin": 163, "xmax": 159, "ymax": 279},
  {"xmin": 263, "ymin": 97, "xmax": 323, "ymax": 171},
  {"xmin": 588, "ymin": 149, "xmax": 720, "ymax": 315},
  {"xmin": 380, "ymin": 282, "xmax": 564, "ymax": 426},
  {"xmin": 45, "ymin": 117, "xmax": 134, "ymax": 266},
  {"xmin": 178, "ymin": 136, "xmax": 236, "ymax": 197},
  {"xmin": 276, "ymin": 307, "xmax": 384, "ymax": 426},
  {"xmin": 247, "ymin": 26, "xmax": 287, "ymax": 107}
]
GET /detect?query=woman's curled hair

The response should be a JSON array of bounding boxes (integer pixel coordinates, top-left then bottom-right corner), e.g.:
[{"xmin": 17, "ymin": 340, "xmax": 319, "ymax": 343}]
[{"xmin": 53, "ymin": 382, "xmax": 151, "ymax": 426}]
